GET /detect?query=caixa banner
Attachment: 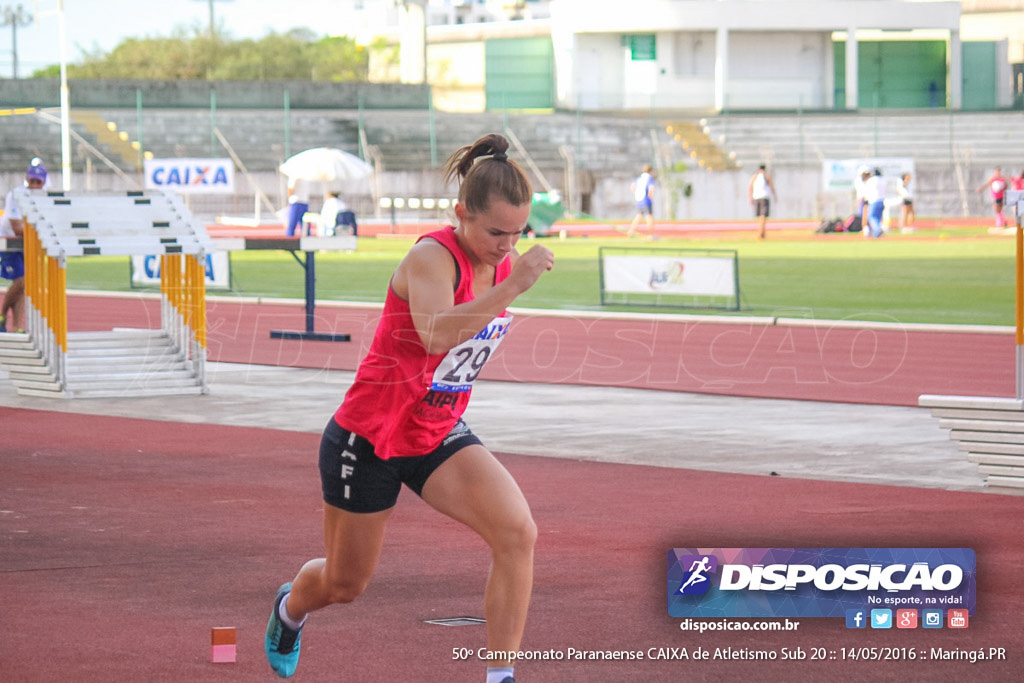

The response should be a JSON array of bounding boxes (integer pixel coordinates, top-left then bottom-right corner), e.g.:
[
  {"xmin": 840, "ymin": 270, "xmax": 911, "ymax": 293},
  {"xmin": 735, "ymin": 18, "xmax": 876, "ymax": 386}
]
[
  {"xmin": 144, "ymin": 158, "xmax": 235, "ymax": 194},
  {"xmin": 130, "ymin": 252, "xmax": 231, "ymax": 290},
  {"xmin": 668, "ymin": 548, "xmax": 975, "ymax": 618}
]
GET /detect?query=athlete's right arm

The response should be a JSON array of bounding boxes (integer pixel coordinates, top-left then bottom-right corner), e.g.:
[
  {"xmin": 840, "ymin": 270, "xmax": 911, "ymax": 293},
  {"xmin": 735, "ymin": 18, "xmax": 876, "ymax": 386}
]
[{"xmin": 394, "ymin": 241, "xmax": 552, "ymax": 355}]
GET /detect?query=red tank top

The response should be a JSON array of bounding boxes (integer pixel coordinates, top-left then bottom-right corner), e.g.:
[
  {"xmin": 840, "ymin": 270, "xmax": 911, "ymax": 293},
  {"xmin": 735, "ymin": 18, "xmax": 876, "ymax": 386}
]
[
  {"xmin": 333, "ymin": 226, "xmax": 513, "ymax": 458},
  {"xmin": 990, "ymin": 177, "xmax": 1007, "ymax": 199}
]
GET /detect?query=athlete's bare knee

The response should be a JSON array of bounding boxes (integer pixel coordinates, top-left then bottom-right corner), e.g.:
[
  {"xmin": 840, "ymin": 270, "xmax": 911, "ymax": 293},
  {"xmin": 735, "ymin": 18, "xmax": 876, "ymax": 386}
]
[
  {"xmin": 493, "ymin": 513, "xmax": 537, "ymax": 558},
  {"xmin": 323, "ymin": 575, "xmax": 371, "ymax": 604}
]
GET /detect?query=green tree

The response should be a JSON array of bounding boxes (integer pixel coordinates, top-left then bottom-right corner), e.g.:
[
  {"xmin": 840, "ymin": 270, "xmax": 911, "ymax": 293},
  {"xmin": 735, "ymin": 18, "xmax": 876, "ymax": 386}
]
[
  {"xmin": 29, "ymin": 25, "xmax": 368, "ymax": 81},
  {"xmin": 659, "ymin": 161, "xmax": 692, "ymax": 220},
  {"xmin": 309, "ymin": 36, "xmax": 368, "ymax": 82},
  {"xmin": 367, "ymin": 36, "xmax": 400, "ymax": 82}
]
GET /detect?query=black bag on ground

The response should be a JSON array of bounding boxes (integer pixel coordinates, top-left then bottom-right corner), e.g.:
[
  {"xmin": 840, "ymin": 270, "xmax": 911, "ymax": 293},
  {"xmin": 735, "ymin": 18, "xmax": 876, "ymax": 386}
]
[{"xmin": 816, "ymin": 217, "xmax": 845, "ymax": 233}]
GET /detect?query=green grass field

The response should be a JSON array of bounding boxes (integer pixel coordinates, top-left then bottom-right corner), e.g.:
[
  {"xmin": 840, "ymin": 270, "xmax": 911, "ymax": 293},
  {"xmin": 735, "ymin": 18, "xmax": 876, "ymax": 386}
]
[{"xmin": 66, "ymin": 227, "xmax": 1017, "ymax": 326}]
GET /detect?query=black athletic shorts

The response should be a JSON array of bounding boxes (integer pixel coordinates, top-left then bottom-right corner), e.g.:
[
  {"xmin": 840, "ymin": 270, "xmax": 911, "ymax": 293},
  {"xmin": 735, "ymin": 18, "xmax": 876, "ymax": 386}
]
[{"xmin": 318, "ymin": 417, "xmax": 483, "ymax": 513}]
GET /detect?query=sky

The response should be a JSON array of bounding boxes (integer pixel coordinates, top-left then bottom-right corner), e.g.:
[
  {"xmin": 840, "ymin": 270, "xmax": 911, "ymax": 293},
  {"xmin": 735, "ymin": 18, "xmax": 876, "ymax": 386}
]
[{"xmin": 1, "ymin": 0, "xmax": 355, "ymax": 78}]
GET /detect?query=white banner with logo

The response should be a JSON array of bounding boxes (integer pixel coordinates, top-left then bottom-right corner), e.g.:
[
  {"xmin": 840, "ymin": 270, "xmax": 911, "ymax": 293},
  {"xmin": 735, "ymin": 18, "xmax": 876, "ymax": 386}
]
[
  {"xmin": 130, "ymin": 252, "xmax": 231, "ymax": 289},
  {"xmin": 602, "ymin": 255, "xmax": 736, "ymax": 297},
  {"xmin": 822, "ymin": 158, "xmax": 915, "ymax": 193},
  {"xmin": 144, "ymin": 158, "xmax": 235, "ymax": 194}
]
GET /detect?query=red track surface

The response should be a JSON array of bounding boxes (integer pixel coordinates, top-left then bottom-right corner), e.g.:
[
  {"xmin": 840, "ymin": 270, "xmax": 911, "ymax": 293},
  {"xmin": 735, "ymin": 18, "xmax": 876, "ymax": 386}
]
[
  {"xmin": 205, "ymin": 217, "xmax": 990, "ymax": 240},
  {"xmin": 67, "ymin": 293, "xmax": 1014, "ymax": 406},
  {"xmin": 2, "ymin": 409, "xmax": 1021, "ymax": 682}
]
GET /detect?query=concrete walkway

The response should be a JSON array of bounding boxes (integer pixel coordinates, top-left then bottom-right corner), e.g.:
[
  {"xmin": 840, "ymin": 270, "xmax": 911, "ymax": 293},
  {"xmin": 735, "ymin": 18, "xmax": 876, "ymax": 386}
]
[{"xmin": 2, "ymin": 361, "xmax": 1009, "ymax": 495}]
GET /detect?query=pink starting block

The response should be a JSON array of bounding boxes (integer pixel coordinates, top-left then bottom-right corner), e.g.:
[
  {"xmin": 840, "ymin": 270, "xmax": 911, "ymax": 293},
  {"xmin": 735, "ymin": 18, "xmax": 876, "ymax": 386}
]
[{"xmin": 211, "ymin": 626, "xmax": 237, "ymax": 663}]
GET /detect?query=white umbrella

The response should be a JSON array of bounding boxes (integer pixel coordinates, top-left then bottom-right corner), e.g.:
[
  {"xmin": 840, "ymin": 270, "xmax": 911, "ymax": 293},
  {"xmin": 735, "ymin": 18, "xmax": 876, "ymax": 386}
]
[{"xmin": 279, "ymin": 147, "xmax": 373, "ymax": 182}]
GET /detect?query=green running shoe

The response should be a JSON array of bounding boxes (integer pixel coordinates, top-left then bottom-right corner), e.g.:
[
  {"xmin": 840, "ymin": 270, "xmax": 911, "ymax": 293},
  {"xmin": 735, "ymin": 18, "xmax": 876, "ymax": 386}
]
[{"xmin": 265, "ymin": 583, "xmax": 302, "ymax": 678}]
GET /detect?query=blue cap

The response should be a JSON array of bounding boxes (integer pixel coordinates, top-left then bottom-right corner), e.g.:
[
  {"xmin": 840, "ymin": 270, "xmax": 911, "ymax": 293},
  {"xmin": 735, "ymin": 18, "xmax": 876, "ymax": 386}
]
[{"xmin": 26, "ymin": 159, "xmax": 47, "ymax": 182}]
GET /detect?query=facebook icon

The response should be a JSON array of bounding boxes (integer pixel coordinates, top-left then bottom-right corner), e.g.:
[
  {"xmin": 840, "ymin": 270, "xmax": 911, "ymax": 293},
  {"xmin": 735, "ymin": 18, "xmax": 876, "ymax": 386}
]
[{"xmin": 846, "ymin": 609, "xmax": 867, "ymax": 629}]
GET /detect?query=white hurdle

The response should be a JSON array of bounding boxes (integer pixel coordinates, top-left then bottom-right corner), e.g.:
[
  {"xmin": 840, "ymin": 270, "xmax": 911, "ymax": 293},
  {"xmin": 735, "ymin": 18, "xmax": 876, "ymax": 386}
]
[{"xmin": 1, "ymin": 190, "xmax": 213, "ymax": 398}]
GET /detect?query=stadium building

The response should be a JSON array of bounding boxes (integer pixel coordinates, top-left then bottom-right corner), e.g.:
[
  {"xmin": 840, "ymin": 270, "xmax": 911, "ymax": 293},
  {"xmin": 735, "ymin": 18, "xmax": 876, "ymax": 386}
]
[{"xmin": 1, "ymin": 0, "xmax": 1021, "ymax": 223}]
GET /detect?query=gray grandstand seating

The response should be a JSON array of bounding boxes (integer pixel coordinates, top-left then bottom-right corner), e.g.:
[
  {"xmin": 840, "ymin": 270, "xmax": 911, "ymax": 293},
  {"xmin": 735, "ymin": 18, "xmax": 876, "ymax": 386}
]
[
  {"xmin": 3, "ymin": 106, "xmax": 1021, "ymax": 222},
  {"xmin": 701, "ymin": 111, "xmax": 1024, "ymax": 168},
  {"xmin": 1, "ymin": 108, "xmax": 661, "ymax": 178},
  {"xmin": 5, "ymin": 107, "xmax": 1021, "ymax": 177}
]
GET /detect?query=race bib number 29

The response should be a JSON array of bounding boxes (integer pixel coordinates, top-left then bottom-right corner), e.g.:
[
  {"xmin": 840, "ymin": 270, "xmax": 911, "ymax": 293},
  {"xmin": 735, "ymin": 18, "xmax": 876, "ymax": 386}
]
[{"xmin": 430, "ymin": 315, "xmax": 513, "ymax": 393}]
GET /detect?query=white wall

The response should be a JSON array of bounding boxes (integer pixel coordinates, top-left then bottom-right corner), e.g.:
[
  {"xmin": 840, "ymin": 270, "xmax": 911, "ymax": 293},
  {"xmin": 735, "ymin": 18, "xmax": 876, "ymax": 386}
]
[
  {"xmin": 551, "ymin": 0, "xmax": 962, "ymax": 111},
  {"xmin": 560, "ymin": 28, "xmax": 835, "ymax": 111},
  {"xmin": 429, "ymin": 41, "xmax": 487, "ymax": 111},
  {"xmin": 656, "ymin": 32, "xmax": 718, "ymax": 109},
  {"xmin": 670, "ymin": 31, "xmax": 716, "ymax": 79},
  {"xmin": 552, "ymin": 0, "xmax": 960, "ymax": 33},
  {"xmin": 961, "ymin": 10, "xmax": 1024, "ymax": 63},
  {"xmin": 725, "ymin": 32, "xmax": 833, "ymax": 109},
  {"xmin": 565, "ymin": 34, "xmax": 626, "ymax": 109},
  {"xmin": 590, "ymin": 168, "xmax": 822, "ymax": 222}
]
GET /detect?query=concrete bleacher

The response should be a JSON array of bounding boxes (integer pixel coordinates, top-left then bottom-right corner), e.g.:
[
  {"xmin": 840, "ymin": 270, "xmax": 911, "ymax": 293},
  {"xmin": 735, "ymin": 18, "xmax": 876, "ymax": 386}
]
[
  {"xmin": 94, "ymin": 108, "xmax": 363, "ymax": 172},
  {"xmin": 0, "ymin": 107, "xmax": 663, "ymax": 179},
  {"xmin": 0, "ymin": 112, "xmax": 62, "ymax": 169},
  {"xmin": 4, "ymin": 106, "xmax": 1022, "ymax": 222},
  {"xmin": 354, "ymin": 109, "xmax": 659, "ymax": 196},
  {"xmin": 701, "ymin": 110, "xmax": 1024, "ymax": 169},
  {"xmin": 6, "ymin": 106, "xmax": 1021, "ymax": 179}
]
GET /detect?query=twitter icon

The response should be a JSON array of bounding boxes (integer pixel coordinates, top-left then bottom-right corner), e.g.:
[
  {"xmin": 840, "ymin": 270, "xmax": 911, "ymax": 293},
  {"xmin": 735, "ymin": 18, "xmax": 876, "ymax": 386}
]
[{"xmin": 870, "ymin": 609, "xmax": 893, "ymax": 629}]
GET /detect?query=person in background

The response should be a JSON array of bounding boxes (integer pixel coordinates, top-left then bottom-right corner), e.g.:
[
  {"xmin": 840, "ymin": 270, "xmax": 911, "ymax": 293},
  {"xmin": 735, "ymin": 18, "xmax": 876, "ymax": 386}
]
[
  {"xmin": 898, "ymin": 173, "xmax": 915, "ymax": 233},
  {"xmin": 338, "ymin": 207, "xmax": 358, "ymax": 237},
  {"xmin": 319, "ymin": 192, "xmax": 345, "ymax": 237},
  {"xmin": 285, "ymin": 175, "xmax": 311, "ymax": 237},
  {"xmin": 747, "ymin": 164, "xmax": 777, "ymax": 240},
  {"xmin": 853, "ymin": 165, "xmax": 871, "ymax": 235},
  {"xmin": 1009, "ymin": 171, "xmax": 1024, "ymax": 229},
  {"xmin": 1, "ymin": 159, "xmax": 47, "ymax": 333},
  {"xmin": 627, "ymin": 164, "xmax": 656, "ymax": 238},
  {"xmin": 320, "ymin": 192, "xmax": 359, "ymax": 237},
  {"xmin": 864, "ymin": 168, "xmax": 887, "ymax": 239},
  {"xmin": 976, "ymin": 167, "xmax": 1008, "ymax": 229},
  {"xmin": 1011, "ymin": 170, "xmax": 1023, "ymax": 191},
  {"xmin": 264, "ymin": 134, "xmax": 553, "ymax": 683}
]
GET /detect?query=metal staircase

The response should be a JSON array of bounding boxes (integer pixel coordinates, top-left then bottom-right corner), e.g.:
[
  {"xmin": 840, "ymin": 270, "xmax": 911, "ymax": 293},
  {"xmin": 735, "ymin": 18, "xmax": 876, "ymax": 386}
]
[
  {"xmin": 70, "ymin": 110, "xmax": 144, "ymax": 171},
  {"xmin": 664, "ymin": 121, "xmax": 739, "ymax": 172}
]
